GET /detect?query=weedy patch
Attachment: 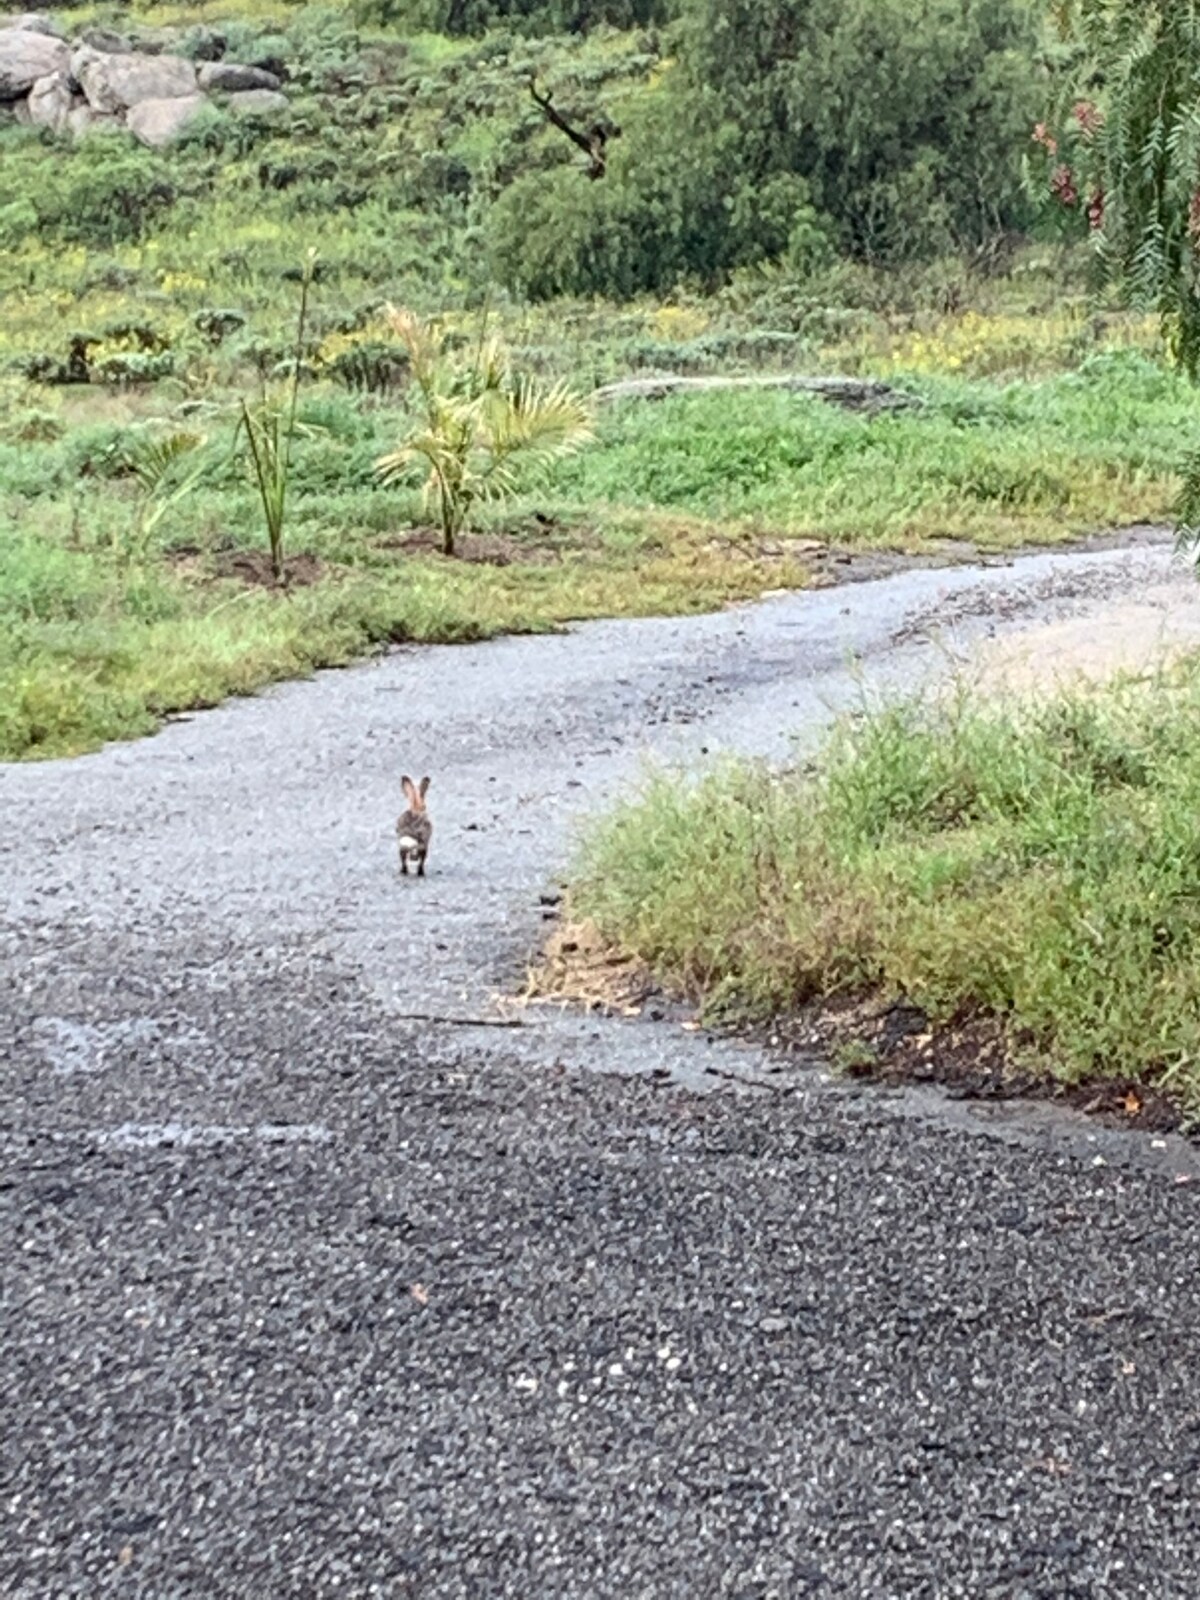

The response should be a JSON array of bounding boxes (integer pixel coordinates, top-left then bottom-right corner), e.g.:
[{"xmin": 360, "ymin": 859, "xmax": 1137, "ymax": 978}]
[
  {"xmin": 525, "ymin": 916, "xmax": 658, "ymax": 1017},
  {"xmin": 565, "ymin": 662, "xmax": 1200, "ymax": 1118}
]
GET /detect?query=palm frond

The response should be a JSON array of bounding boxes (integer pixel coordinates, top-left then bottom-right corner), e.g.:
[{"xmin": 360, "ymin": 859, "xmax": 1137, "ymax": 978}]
[
  {"xmin": 122, "ymin": 431, "xmax": 205, "ymax": 494},
  {"xmin": 488, "ymin": 377, "xmax": 594, "ymax": 457},
  {"xmin": 373, "ymin": 310, "xmax": 594, "ymax": 553}
]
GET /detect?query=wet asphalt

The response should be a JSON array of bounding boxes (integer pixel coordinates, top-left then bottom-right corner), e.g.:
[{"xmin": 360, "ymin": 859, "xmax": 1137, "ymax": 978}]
[{"xmin": 5, "ymin": 540, "xmax": 1200, "ymax": 1597}]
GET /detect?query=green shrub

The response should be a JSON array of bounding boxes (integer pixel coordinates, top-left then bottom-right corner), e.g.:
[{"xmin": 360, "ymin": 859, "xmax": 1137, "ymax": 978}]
[
  {"xmin": 41, "ymin": 146, "xmax": 178, "ymax": 247},
  {"xmin": 572, "ymin": 666, "xmax": 1200, "ymax": 1102},
  {"xmin": 488, "ymin": 90, "xmax": 829, "ymax": 298},
  {"xmin": 677, "ymin": 0, "xmax": 1046, "ymax": 263}
]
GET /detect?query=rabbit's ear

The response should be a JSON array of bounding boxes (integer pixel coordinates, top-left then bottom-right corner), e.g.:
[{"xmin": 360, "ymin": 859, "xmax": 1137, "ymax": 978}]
[
  {"xmin": 401, "ymin": 775, "xmax": 418, "ymax": 806},
  {"xmin": 418, "ymin": 776, "xmax": 431, "ymax": 799}
]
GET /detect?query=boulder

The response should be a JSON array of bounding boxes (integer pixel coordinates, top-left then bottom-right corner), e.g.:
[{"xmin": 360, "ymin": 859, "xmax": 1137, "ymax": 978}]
[
  {"xmin": 227, "ymin": 88, "xmax": 288, "ymax": 117},
  {"xmin": 72, "ymin": 47, "xmax": 196, "ymax": 112},
  {"xmin": 1, "ymin": 13, "xmax": 64, "ymax": 38},
  {"xmin": 78, "ymin": 28, "xmax": 133, "ymax": 55},
  {"xmin": 26, "ymin": 68, "xmax": 74, "ymax": 132},
  {"xmin": 125, "ymin": 92, "xmax": 207, "ymax": 147},
  {"xmin": 0, "ymin": 26, "xmax": 68, "ymax": 98},
  {"xmin": 251, "ymin": 55, "xmax": 287, "ymax": 83},
  {"xmin": 67, "ymin": 103, "xmax": 120, "ymax": 137},
  {"xmin": 198, "ymin": 61, "xmax": 281, "ymax": 93}
]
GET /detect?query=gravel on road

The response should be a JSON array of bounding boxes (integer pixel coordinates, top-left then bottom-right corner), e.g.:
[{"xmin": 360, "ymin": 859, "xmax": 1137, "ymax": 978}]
[{"xmin": 4, "ymin": 540, "xmax": 1200, "ymax": 1597}]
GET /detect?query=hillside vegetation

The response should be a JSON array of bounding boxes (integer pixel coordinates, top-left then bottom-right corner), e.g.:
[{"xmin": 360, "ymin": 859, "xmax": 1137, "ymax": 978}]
[{"xmin": 0, "ymin": 0, "xmax": 1181, "ymax": 760}]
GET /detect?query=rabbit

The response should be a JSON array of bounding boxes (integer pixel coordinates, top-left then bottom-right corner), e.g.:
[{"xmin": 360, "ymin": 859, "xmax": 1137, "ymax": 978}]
[{"xmin": 396, "ymin": 775, "xmax": 432, "ymax": 877}]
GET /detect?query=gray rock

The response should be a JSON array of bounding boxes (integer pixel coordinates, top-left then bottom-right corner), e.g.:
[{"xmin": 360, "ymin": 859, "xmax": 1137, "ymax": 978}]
[
  {"xmin": 78, "ymin": 28, "xmax": 133, "ymax": 55},
  {"xmin": 0, "ymin": 26, "xmax": 68, "ymax": 98},
  {"xmin": 227, "ymin": 87, "xmax": 288, "ymax": 117},
  {"xmin": 67, "ymin": 103, "xmax": 121, "ymax": 137},
  {"xmin": 26, "ymin": 67, "xmax": 73, "ymax": 132},
  {"xmin": 593, "ymin": 372, "xmax": 923, "ymax": 416},
  {"xmin": 198, "ymin": 61, "xmax": 282, "ymax": 93},
  {"xmin": 73, "ymin": 47, "xmax": 196, "ymax": 112},
  {"xmin": 125, "ymin": 91, "xmax": 208, "ymax": 147},
  {"xmin": 0, "ymin": 13, "xmax": 64, "ymax": 38}
]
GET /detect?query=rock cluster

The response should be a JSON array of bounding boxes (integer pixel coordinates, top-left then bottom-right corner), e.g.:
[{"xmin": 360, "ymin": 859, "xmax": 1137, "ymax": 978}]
[{"xmin": 0, "ymin": 12, "xmax": 288, "ymax": 146}]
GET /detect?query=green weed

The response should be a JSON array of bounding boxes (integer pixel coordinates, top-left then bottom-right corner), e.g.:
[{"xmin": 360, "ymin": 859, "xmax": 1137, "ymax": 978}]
[{"xmin": 572, "ymin": 667, "xmax": 1200, "ymax": 1104}]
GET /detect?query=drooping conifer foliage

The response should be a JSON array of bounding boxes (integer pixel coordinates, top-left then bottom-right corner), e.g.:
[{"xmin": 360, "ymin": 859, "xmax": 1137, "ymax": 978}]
[{"xmin": 1050, "ymin": 2, "xmax": 1200, "ymax": 376}]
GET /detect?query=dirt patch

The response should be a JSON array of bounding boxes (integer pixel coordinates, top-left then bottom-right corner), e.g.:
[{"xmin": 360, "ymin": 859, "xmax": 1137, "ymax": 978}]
[
  {"xmin": 531, "ymin": 919, "xmax": 1187, "ymax": 1134},
  {"xmin": 767, "ymin": 994, "xmax": 1185, "ymax": 1135},
  {"xmin": 712, "ymin": 524, "xmax": 1175, "ymax": 592},
  {"xmin": 169, "ymin": 547, "xmax": 325, "ymax": 589},
  {"xmin": 964, "ymin": 593, "xmax": 1200, "ymax": 695},
  {"xmin": 220, "ymin": 550, "xmax": 324, "ymax": 588},
  {"xmin": 380, "ymin": 520, "xmax": 596, "ymax": 567},
  {"xmin": 879, "ymin": 531, "xmax": 1200, "ymax": 696},
  {"xmin": 525, "ymin": 918, "xmax": 661, "ymax": 1017}
]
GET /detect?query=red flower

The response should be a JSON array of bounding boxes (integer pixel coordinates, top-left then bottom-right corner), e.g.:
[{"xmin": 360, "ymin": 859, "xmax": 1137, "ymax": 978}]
[
  {"xmin": 1050, "ymin": 164, "xmax": 1078, "ymax": 209},
  {"xmin": 1032, "ymin": 122, "xmax": 1059, "ymax": 156},
  {"xmin": 1072, "ymin": 100, "xmax": 1103, "ymax": 138},
  {"xmin": 1087, "ymin": 190, "xmax": 1104, "ymax": 230}
]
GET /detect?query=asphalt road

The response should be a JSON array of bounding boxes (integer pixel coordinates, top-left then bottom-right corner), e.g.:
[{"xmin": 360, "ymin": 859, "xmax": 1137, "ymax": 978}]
[{"xmin": 5, "ymin": 541, "xmax": 1200, "ymax": 1597}]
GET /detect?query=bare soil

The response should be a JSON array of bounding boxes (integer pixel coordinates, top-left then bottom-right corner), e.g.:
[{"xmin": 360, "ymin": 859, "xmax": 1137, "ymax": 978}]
[
  {"xmin": 767, "ymin": 996, "xmax": 1187, "ymax": 1136},
  {"xmin": 168, "ymin": 546, "xmax": 326, "ymax": 588},
  {"xmin": 379, "ymin": 519, "xmax": 594, "ymax": 566},
  {"xmin": 532, "ymin": 918, "xmax": 1189, "ymax": 1136}
]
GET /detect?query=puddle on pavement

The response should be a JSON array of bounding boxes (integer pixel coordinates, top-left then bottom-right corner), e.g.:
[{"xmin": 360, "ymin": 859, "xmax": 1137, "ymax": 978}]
[{"xmin": 95, "ymin": 1121, "xmax": 332, "ymax": 1150}]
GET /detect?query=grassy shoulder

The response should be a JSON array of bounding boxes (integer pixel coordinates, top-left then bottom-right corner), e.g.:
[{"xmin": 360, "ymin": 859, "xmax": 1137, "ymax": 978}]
[
  {"xmin": 1, "ymin": 345, "xmax": 1186, "ymax": 761},
  {"xmin": 565, "ymin": 663, "xmax": 1200, "ymax": 1118},
  {"xmin": 1, "ymin": 515, "xmax": 813, "ymax": 761}
]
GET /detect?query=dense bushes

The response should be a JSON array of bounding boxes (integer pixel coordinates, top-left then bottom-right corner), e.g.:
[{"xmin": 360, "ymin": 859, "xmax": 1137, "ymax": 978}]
[
  {"xmin": 487, "ymin": 89, "xmax": 829, "ymax": 298},
  {"xmin": 1, "ymin": 0, "xmax": 1053, "ymax": 302},
  {"xmin": 492, "ymin": 0, "xmax": 1049, "ymax": 297},
  {"xmin": 1, "ymin": 135, "xmax": 177, "ymax": 248},
  {"xmin": 352, "ymin": 0, "xmax": 669, "ymax": 36}
]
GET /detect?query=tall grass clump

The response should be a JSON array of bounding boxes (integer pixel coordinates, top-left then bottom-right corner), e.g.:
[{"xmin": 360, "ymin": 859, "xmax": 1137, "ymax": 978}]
[
  {"xmin": 573, "ymin": 664, "xmax": 1200, "ymax": 1104},
  {"xmin": 235, "ymin": 252, "xmax": 317, "ymax": 582}
]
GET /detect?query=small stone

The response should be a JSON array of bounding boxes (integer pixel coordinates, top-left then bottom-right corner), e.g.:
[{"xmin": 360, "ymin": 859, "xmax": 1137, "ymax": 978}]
[
  {"xmin": 125, "ymin": 92, "xmax": 207, "ymax": 148},
  {"xmin": 1, "ymin": 13, "xmax": 64, "ymax": 39},
  {"xmin": 78, "ymin": 27, "xmax": 132, "ymax": 55},
  {"xmin": 26, "ymin": 68, "xmax": 73, "ymax": 132},
  {"xmin": 67, "ymin": 104, "xmax": 120, "ymax": 137},
  {"xmin": 226, "ymin": 88, "xmax": 288, "ymax": 117},
  {"xmin": 198, "ymin": 61, "xmax": 282, "ymax": 93}
]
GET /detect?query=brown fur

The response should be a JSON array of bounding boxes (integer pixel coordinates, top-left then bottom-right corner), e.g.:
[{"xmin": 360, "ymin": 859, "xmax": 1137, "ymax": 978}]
[{"xmin": 397, "ymin": 774, "xmax": 432, "ymax": 876}]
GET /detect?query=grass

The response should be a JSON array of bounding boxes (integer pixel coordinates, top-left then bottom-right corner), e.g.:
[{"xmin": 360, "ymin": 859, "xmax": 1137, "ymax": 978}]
[
  {"xmin": 0, "ymin": 339, "xmax": 1190, "ymax": 760},
  {"xmin": 554, "ymin": 352, "xmax": 1188, "ymax": 546},
  {"xmin": 570, "ymin": 664, "xmax": 1200, "ymax": 1110},
  {"xmin": 0, "ymin": 5, "xmax": 1192, "ymax": 762},
  {"xmin": 0, "ymin": 489, "xmax": 814, "ymax": 758}
]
